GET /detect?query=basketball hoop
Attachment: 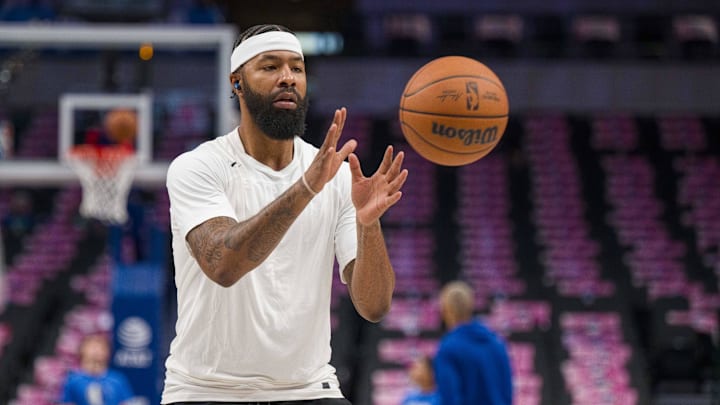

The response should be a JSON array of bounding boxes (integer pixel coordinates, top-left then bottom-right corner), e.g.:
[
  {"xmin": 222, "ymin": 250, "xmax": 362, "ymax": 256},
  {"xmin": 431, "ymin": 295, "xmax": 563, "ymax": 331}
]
[{"xmin": 66, "ymin": 145, "xmax": 137, "ymax": 224}]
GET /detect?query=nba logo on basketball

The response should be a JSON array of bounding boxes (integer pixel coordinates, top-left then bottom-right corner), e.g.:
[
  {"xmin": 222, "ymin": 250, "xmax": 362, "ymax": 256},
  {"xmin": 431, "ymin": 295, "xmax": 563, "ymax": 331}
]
[{"xmin": 465, "ymin": 81, "xmax": 479, "ymax": 111}]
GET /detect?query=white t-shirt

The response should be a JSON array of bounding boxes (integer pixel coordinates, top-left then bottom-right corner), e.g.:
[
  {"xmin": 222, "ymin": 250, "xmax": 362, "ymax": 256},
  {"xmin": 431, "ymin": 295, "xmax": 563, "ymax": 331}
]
[{"xmin": 162, "ymin": 129, "xmax": 357, "ymax": 403}]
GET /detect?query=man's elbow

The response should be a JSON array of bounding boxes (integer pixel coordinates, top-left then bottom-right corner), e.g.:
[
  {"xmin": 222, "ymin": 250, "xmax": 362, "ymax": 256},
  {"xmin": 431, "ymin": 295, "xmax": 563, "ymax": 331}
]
[
  {"xmin": 203, "ymin": 264, "xmax": 247, "ymax": 288},
  {"xmin": 213, "ymin": 274, "xmax": 238, "ymax": 288},
  {"xmin": 362, "ymin": 311, "xmax": 388, "ymax": 323},
  {"xmin": 358, "ymin": 301, "xmax": 391, "ymax": 323}
]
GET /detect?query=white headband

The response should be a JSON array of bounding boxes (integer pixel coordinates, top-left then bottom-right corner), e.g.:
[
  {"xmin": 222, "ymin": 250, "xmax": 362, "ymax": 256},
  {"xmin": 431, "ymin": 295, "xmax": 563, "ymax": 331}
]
[{"xmin": 230, "ymin": 31, "xmax": 304, "ymax": 72}]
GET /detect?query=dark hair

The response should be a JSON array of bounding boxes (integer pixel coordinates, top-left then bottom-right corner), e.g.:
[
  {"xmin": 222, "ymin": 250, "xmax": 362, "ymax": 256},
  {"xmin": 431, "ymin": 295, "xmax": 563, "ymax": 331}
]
[{"xmin": 232, "ymin": 24, "xmax": 294, "ymax": 50}]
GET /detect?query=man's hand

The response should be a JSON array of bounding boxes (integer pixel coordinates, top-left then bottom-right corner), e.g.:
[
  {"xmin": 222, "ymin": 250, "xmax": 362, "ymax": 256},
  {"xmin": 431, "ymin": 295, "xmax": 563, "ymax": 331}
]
[
  {"xmin": 349, "ymin": 145, "xmax": 408, "ymax": 226},
  {"xmin": 304, "ymin": 107, "xmax": 357, "ymax": 193}
]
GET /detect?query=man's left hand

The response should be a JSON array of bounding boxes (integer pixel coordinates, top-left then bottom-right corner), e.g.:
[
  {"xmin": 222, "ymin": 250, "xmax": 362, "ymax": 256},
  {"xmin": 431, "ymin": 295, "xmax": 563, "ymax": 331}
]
[{"xmin": 348, "ymin": 145, "xmax": 408, "ymax": 226}]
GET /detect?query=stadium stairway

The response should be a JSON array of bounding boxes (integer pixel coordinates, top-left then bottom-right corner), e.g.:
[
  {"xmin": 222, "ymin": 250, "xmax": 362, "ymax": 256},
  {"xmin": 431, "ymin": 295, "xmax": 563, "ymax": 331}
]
[
  {"xmin": 506, "ymin": 117, "xmax": 562, "ymax": 405},
  {"xmin": 570, "ymin": 113, "xmax": 653, "ymax": 403}
]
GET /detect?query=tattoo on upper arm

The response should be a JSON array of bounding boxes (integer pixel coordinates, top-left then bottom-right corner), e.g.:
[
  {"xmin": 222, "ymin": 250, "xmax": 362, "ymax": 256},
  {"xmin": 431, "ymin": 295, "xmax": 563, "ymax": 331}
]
[{"xmin": 187, "ymin": 217, "xmax": 235, "ymax": 271}]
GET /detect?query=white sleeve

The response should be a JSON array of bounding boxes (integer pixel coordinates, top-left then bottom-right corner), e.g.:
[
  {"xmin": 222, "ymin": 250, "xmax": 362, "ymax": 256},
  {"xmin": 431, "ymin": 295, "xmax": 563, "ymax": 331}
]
[
  {"xmin": 334, "ymin": 164, "xmax": 357, "ymax": 284},
  {"xmin": 166, "ymin": 152, "xmax": 238, "ymax": 241}
]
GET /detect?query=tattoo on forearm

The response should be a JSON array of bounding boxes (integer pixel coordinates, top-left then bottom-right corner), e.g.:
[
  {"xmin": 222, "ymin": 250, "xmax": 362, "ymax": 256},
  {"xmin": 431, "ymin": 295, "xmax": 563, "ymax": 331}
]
[
  {"xmin": 188, "ymin": 183, "xmax": 309, "ymax": 279},
  {"xmin": 244, "ymin": 201, "xmax": 295, "ymax": 262},
  {"xmin": 223, "ymin": 186, "xmax": 302, "ymax": 263}
]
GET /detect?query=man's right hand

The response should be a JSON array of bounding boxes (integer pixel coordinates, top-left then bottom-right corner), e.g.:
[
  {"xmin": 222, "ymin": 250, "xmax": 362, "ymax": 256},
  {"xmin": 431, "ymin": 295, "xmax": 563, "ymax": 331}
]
[{"xmin": 303, "ymin": 107, "xmax": 356, "ymax": 193}]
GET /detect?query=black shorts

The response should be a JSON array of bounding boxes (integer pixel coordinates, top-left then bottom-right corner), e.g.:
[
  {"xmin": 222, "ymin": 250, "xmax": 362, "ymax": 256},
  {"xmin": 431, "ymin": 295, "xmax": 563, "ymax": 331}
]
[{"xmin": 168, "ymin": 399, "xmax": 352, "ymax": 405}]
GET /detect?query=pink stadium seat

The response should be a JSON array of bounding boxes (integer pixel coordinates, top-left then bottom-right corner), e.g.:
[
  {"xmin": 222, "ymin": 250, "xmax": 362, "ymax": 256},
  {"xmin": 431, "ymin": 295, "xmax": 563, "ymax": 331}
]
[
  {"xmin": 371, "ymin": 369, "xmax": 408, "ymax": 388},
  {"xmin": 12, "ymin": 383, "xmax": 56, "ymax": 405},
  {"xmin": 658, "ymin": 114, "xmax": 707, "ymax": 151},
  {"xmin": 676, "ymin": 156, "xmax": 720, "ymax": 258},
  {"xmin": 560, "ymin": 312, "xmax": 635, "ymax": 405},
  {"xmin": 591, "ymin": 114, "xmax": 638, "ymax": 151},
  {"xmin": 372, "ymin": 389, "xmax": 406, "ymax": 405},
  {"xmin": 34, "ymin": 356, "xmax": 70, "ymax": 391},
  {"xmin": 382, "ymin": 297, "xmax": 441, "ymax": 332},
  {"xmin": 376, "ymin": 338, "xmax": 438, "ymax": 365},
  {"xmin": 524, "ymin": 115, "xmax": 614, "ymax": 299}
]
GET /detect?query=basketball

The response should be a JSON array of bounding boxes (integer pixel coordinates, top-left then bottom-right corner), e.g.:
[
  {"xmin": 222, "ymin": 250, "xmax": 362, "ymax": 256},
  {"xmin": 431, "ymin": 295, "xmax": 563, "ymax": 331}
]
[
  {"xmin": 399, "ymin": 56, "xmax": 509, "ymax": 166},
  {"xmin": 104, "ymin": 109, "xmax": 138, "ymax": 145}
]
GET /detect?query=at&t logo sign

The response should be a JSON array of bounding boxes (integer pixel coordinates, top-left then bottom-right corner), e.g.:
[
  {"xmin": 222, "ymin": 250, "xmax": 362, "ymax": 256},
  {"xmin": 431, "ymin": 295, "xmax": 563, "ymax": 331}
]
[{"xmin": 114, "ymin": 317, "xmax": 152, "ymax": 368}]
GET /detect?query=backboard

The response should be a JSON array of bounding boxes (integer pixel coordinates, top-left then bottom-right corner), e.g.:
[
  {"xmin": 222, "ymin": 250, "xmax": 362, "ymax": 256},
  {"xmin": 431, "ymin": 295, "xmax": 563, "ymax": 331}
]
[{"xmin": 0, "ymin": 24, "xmax": 237, "ymax": 187}]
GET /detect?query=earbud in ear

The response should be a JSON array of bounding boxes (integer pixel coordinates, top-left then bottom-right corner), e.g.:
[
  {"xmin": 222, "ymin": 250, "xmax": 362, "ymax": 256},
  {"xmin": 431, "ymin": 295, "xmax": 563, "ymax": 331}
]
[{"xmin": 234, "ymin": 82, "xmax": 241, "ymax": 90}]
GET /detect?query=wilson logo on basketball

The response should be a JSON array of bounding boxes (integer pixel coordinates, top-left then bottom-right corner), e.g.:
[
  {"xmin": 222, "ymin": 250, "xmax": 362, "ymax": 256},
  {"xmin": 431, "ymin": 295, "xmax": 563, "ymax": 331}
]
[{"xmin": 431, "ymin": 122, "xmax": 498, "ymax": 146}]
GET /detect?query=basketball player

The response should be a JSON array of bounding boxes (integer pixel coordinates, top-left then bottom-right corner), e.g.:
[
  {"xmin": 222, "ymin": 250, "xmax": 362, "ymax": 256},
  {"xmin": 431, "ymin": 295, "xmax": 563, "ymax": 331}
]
[
  {"xmin": 162, "ymin": 24, "xmax": 408, "ymax": 404},
  {"xmin": 434, "ymin": 281, "xmax": 513, "ymax": 405}
]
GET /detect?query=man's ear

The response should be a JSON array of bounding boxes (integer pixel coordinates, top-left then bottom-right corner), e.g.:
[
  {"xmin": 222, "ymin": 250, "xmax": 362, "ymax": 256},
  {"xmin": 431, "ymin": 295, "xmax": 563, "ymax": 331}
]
[{"xmin": 229, "ymin": 73, "xmax": 242, "ymax": 94}]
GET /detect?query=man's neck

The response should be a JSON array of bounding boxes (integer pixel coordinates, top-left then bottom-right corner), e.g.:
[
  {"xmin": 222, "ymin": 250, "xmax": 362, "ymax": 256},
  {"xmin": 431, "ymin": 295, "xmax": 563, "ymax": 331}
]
[{"xmin": 237, "ymin": 125, "xmax": 294, "ymax": 170}]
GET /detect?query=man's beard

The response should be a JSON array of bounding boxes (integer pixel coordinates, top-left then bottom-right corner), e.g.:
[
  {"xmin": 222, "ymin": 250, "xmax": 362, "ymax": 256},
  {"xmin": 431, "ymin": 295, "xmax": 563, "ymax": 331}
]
[{"xmin": 243, "ymin": 83, "xmax": 309, "ymax": 141}]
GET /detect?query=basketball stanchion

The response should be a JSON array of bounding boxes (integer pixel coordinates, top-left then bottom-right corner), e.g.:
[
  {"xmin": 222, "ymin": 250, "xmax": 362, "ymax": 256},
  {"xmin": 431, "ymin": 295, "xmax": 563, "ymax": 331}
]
[{"xmin": 66, "ymin": 144, "xmax": 137, "ymax": 224}]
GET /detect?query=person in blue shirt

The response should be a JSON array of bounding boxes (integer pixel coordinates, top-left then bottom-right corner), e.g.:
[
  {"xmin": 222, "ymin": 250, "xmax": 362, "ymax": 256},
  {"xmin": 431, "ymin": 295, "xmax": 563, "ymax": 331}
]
[
  {"xmin": 59, "ymin": 334, "xmax": 135, "ymax": 405},
  {"xmin": 400, "ymin": 355, "xmax": 440, "ymax": 405},
  {"xmin": 434, "ymin": 281, "xmax": 513, "ymax": 405}
]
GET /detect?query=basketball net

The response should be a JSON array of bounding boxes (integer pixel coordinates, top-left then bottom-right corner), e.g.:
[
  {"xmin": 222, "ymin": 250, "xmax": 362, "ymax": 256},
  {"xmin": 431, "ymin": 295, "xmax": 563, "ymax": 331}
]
[{"xmin": 66, "ymin": 144, "xmax": 137, "ymax": 224}]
